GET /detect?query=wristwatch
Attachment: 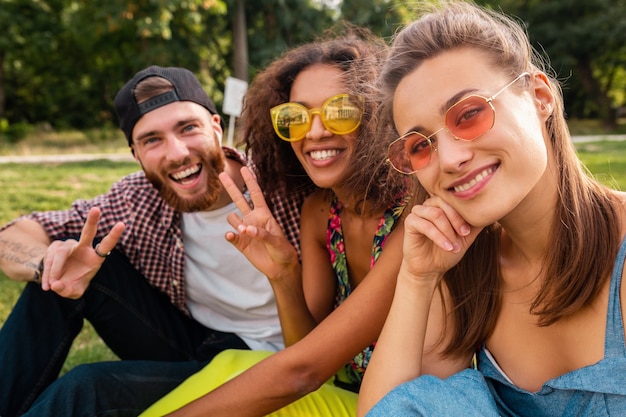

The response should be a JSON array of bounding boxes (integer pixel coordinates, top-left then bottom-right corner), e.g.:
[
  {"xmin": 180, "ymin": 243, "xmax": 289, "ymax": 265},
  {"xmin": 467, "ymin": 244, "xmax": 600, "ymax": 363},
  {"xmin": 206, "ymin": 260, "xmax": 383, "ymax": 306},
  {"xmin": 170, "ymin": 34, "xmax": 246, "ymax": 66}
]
[{"xmin": 32, "ymin": 257, "xmax": 44, "ymax": 284}]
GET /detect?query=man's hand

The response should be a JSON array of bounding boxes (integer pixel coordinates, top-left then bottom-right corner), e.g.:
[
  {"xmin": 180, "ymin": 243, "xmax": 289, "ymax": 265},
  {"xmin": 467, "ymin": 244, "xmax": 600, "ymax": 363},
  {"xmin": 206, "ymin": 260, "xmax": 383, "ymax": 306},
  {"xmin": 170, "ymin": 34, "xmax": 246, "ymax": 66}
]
[{"xmin": 42, "ymin": 207, "xmax": 125, "ymax": 299}]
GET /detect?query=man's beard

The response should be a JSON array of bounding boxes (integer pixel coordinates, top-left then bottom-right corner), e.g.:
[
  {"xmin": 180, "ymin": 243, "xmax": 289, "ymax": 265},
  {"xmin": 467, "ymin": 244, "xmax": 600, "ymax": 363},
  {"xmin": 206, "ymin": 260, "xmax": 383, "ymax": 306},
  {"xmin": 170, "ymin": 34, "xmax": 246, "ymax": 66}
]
[{"xmin": 144, "ymin": 152, "xmax": 226, "ymax": 212}]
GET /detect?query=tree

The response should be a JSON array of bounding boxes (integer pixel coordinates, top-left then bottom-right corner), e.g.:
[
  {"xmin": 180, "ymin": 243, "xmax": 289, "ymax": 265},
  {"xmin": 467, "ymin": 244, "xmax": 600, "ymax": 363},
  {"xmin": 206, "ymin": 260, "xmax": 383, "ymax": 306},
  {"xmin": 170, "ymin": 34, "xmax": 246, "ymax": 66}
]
[
  {"xmin": 232, "ymin": 0, "xmax": 248, "ymax": 81},
  {"xmin": 340, "ymin": 0, "xmax": 411, "ymax": 38},
  {"xmin": 484, "ymin": 0, "xmax": 626, "ymax": 129},
  {"xmin": 239, "ymin": 0, "xmax": 335, "ymax": 76},
  {"xmin": 236, "ymin": 0, "xmax": 412, "ymax": 78},
  {"xmin": 60, "ymin": 0, "xmax": 230, "ymax": 127},
  {"xmin": 7, "ymin": 0, "xmax": 624, "ymax": 134},
  {"xmin": 0, "ymin": 0, "xmax": 65, "ymax": 123},
  {"xmin": 1, "ymin": 0, "xmax": 229, "ymax": 130}
]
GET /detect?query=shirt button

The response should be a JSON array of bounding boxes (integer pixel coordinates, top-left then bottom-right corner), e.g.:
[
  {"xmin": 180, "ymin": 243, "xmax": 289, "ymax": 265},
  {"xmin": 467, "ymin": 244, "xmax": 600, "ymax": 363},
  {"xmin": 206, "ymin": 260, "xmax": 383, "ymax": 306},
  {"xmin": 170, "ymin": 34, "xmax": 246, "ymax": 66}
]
[
  {"xmin": 175, "ymin": 239, "xmax": 183, "ymax": 249},
  {"xmin": 172, "ymin": 279, "xmax": 179, "ymax": 287}
]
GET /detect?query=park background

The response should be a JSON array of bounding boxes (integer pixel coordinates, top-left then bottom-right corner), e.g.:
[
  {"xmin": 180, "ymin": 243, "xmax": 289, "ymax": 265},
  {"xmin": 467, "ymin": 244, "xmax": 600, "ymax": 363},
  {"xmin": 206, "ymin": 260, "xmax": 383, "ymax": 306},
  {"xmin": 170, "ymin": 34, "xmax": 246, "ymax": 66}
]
[
  {"xmin": 1, "ymin": 0, "xmax": 626, "ymax": 372},
  {"xmin": 2, "ymin": 0, "xmax": 626, "ymax": 143}
]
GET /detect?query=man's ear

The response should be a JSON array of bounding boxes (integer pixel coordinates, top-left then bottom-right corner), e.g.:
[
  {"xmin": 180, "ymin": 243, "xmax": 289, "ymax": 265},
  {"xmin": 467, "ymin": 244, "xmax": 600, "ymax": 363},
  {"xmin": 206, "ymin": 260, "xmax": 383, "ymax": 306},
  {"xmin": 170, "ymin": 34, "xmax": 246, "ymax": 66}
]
[
  {"xmin": 211, "ymin": 114, "xmax": 224, "ymax": 143},
  {"xmin": 130, "ymin": 145, "xmax": 139, "ymax": 162}
]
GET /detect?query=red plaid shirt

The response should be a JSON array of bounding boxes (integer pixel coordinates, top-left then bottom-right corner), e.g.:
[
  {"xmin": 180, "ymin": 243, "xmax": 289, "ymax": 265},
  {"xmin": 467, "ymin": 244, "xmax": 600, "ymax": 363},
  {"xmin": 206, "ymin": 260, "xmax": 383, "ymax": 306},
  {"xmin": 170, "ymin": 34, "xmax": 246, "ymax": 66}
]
[{"xmin": 14, "ymin": 148, "xmax": 304, "ymax": 315}]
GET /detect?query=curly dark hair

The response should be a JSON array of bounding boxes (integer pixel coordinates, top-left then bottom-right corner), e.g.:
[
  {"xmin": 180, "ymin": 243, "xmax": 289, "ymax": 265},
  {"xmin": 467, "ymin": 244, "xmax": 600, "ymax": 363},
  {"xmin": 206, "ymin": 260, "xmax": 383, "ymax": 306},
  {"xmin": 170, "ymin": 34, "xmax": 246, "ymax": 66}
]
[{"xmin": 239, "ymin": 23, "xmax": 410, "ymax": 214}]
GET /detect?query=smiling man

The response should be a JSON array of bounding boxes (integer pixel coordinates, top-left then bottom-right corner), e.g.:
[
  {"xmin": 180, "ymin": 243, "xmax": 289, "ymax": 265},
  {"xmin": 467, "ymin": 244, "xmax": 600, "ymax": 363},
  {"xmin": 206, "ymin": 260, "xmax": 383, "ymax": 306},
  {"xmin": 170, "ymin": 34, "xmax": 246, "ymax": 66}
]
[{"xmin": 0, "ymin": 66, "xmax": 305, "ymax": 417}]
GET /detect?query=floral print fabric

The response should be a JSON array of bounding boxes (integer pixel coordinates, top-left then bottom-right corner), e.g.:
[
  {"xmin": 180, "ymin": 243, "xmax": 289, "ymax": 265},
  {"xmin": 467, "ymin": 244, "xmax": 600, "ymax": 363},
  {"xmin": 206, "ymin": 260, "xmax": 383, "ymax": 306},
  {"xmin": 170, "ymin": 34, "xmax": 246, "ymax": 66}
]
[{"xmin": 326, "ymin": 192, "xmax": 409, "ymax": 387}]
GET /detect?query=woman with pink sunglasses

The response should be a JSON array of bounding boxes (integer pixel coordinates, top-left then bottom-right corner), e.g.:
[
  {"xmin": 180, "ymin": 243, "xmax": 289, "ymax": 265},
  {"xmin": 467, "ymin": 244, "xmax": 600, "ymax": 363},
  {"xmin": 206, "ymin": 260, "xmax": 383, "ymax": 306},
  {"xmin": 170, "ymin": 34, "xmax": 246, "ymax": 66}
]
[
  {"xmin": 141, "ymin": 25, "xmax": 413, "ymax": 417},
  {"xmin": 358, "ymin": 1, "xmax": 626, "ymax": 416}
]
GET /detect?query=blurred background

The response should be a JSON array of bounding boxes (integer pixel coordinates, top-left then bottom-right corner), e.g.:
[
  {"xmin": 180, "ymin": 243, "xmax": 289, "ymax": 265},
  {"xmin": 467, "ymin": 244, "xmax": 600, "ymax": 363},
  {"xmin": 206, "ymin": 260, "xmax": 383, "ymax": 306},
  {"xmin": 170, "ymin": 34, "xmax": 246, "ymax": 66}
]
[{"xmin": 1, "ymin": 0, "xmax": 626, "ymax": 147}]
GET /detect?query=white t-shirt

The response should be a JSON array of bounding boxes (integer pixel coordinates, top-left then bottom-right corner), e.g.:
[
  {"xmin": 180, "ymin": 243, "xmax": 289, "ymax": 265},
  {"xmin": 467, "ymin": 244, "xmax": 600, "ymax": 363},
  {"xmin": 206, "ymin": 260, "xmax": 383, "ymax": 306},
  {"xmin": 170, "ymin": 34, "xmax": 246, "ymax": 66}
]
[{"xmin": 181, "ymin": 200, "xmax": 283, "ymax": 352}]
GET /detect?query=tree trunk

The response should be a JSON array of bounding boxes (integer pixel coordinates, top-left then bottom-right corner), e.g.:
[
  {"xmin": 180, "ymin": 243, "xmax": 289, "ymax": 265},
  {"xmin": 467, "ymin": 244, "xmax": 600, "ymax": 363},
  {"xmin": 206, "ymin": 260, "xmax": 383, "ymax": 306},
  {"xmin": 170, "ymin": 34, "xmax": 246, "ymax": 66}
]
[
  {"xmin": 0, "ymin": 49, "xmax": 5, "ymax": 119},
  {"xmin": 577, "ymin": 59, "xmax": 616, "ymax": 130},
  {"xmin": 232, "ymin": 0, "xmax": 248, "ymax": 82}
]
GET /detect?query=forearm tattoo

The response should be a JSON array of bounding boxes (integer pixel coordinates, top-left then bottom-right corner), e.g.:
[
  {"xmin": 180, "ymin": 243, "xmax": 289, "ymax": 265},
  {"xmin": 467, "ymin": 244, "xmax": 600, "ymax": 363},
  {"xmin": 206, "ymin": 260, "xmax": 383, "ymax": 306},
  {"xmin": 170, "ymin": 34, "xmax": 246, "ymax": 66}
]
[{"xmin": 0, "ymin": 236, "xmax": 44, "ymax": 270}]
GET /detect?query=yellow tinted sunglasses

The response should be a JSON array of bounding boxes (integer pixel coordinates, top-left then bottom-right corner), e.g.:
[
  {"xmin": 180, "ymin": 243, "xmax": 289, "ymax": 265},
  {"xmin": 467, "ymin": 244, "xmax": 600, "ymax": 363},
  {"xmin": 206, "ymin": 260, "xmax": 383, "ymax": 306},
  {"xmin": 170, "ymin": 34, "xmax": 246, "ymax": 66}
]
[{"xmin": 270, "ymin": 94, "xmax": 363, "ymax": 142}]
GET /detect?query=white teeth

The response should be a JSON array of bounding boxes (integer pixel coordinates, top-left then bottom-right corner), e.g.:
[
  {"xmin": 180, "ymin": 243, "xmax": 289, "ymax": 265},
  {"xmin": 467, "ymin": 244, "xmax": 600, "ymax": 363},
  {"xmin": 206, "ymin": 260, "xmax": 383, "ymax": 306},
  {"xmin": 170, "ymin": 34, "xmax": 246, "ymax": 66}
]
[
  {"xmin": 310, "ymin": 149, "xmax": 340, "ymax": 161},
  {"xmin": 453, "ymin": 167, "xmax": 495, "ymax": 192},
  {"xmin": 171, "ymin": 164, "xmax": 200, "ymax": 180}
]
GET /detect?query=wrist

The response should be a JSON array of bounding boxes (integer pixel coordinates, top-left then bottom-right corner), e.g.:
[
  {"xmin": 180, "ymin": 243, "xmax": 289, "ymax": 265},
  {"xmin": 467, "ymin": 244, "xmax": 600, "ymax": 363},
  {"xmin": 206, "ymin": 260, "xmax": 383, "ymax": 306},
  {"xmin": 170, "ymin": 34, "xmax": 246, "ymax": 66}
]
[
  {"xmin": 271, "ymin": 261, "xmax": 301, "ymax": 282},
  {"xmin": 398, "ymin": 260, "xmax": 443, "ymax": 290},
  {"xmin": 32, "ymin": 257, "xmax": 44, "ymax": 284}
]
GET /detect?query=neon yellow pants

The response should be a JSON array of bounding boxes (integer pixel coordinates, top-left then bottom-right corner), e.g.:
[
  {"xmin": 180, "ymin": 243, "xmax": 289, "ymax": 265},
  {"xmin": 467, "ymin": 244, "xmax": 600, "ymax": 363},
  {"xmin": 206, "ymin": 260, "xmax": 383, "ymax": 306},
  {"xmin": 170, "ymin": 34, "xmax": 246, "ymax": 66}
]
[{"xmin": 140, "ymin": 349, "xmax": 357, "ymax": 417}]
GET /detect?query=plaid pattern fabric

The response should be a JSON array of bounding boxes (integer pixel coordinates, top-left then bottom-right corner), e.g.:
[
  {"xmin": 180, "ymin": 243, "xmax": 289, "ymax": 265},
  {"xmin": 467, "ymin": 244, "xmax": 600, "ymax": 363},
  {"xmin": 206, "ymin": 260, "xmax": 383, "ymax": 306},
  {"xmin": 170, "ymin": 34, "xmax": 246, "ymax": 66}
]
[{"xmin": 11, "ymin": 147, "xmax": 304, "ymax": 315}]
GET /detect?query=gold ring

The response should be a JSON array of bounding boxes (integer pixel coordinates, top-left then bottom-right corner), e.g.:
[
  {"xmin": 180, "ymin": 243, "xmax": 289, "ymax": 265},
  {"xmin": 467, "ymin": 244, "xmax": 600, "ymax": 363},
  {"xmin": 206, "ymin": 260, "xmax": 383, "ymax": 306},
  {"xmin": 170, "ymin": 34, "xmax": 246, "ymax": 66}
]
[{"xmin": 94, "ymin": 244, "xmax": 111, "ymax": 258}]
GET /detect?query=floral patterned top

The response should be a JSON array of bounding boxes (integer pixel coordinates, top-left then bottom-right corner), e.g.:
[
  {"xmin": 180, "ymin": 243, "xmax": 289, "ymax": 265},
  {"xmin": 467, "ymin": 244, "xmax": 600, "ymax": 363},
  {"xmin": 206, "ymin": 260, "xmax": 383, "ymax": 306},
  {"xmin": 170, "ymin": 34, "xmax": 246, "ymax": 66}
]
[{"xmin": 326, "ymin": 192, "xmax": 409, "ymax": 389}]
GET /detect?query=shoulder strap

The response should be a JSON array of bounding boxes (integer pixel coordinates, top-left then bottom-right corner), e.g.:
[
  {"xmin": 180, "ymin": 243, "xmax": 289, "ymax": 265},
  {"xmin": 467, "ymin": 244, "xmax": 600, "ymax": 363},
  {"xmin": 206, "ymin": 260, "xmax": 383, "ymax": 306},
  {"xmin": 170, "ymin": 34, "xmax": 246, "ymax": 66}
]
[{"xmin": 605, "ymin": 236, "xmax": 626, "ymax": 357}]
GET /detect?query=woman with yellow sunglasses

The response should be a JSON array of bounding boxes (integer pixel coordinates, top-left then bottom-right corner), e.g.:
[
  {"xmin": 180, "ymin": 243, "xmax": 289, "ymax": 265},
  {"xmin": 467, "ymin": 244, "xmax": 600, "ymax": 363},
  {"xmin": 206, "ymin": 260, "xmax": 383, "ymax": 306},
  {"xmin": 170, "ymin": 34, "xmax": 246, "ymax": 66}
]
[{"xmin": 141, "ymin": 25, "xmax": 413, "ymax": 417}]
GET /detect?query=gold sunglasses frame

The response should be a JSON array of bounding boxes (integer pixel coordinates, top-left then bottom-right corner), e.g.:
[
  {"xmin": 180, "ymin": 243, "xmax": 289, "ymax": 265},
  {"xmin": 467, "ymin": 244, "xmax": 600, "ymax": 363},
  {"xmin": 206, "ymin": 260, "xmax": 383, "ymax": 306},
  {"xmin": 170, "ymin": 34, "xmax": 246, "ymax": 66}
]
[
  {"xmin": 387, "ymin": 72, "xmax": 530, "ymax": 174},
  {"xmin": 270, "ymin": 93, "xmax": 364, "ymax": 142}
]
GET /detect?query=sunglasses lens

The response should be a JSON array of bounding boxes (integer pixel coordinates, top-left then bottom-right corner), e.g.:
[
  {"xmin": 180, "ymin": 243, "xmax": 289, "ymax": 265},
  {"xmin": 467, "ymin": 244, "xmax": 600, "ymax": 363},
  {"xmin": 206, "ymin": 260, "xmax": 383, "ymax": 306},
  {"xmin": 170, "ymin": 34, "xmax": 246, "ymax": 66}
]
[
  {"xmin": 445, "ymin": 96, "xmax": 495, "ymax": 141},
  {"xmin": 271, "ymin": 103, "xmax": 311, "ymax": 141},
  {"xmin": 388, "ymin": 132, "xmax": 431, "ymax": 174},
  {"xmin": 271, "ymin": 94, "xmax": 362, "ymax": 142},
  {"xmin": 323, "ymin": 95, "xmax": 362, "ymax": 135}
]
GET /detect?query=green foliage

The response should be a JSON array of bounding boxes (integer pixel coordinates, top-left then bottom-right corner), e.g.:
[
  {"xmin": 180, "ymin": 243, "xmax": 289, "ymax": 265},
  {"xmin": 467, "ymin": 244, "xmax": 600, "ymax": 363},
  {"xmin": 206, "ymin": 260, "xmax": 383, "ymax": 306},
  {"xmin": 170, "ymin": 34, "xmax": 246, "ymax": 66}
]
[
  {"xmin": 482, "ymin": 0, "xmax": 626, "ymax": 125},
  {"xmin": 2, "ymin": 0, "xmax": 626, "ymax": 133},
  {"xmin": 340, "ymin": 0, "xmax": 411, "ymax": 39},
  {"xmin": 1, "ymin": 0, "xmax": 229, "ymax": 130},
  {"xmin": 0, "ymin": 0, "xmax": 417, "ymax": 131},
  {"xmin": 0, "ymin": 120, "xmax": 34, "ymax": 144},
  {"xmin": 241, "ymin": 0, "xmax": 336, "ymax": 73}
]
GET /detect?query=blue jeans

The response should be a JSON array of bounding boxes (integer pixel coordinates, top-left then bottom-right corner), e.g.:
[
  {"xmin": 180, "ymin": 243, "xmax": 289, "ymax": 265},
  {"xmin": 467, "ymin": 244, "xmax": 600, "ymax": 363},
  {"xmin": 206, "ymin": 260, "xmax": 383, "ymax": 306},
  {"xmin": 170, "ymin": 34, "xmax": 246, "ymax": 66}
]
[{"xmin": 0, "ymin": 250, "xmax": 249, "ymax": 417}]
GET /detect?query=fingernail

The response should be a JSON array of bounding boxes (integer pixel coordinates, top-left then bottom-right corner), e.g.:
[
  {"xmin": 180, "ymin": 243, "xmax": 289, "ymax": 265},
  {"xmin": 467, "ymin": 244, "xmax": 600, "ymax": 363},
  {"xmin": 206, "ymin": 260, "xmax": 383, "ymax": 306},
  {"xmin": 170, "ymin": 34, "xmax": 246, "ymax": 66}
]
[
  {"xmin": 444, "ymin": 241, "xmax": 454, "ymax": 251},
  {"xmin": 452, "ymin": 242, "xmax": 461, "ymax": 253},
  {"xmin": 460, "ymin": 225, "xmax": 470, "ymax": 236}
]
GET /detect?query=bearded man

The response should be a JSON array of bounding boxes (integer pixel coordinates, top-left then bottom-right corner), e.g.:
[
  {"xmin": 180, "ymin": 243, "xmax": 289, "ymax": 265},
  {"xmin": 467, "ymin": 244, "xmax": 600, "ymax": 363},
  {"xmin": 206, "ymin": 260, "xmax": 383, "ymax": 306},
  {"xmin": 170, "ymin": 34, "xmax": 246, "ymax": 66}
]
[{"xmin": 0, "ymin": 66, "xmax": 304, "ymax": 417}]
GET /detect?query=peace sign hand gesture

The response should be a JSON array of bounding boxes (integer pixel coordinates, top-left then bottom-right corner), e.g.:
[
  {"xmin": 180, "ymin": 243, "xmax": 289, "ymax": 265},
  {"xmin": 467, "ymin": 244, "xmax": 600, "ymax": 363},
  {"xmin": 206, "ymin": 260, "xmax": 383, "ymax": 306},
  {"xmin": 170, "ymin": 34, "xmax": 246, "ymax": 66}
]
[
  {"xmin": 42, "ymin": 207, "xmax": 125, "ymax": 299},
  {"xmin": 219, "ymin": 167, "xmax": 301, "ymax": 282}
]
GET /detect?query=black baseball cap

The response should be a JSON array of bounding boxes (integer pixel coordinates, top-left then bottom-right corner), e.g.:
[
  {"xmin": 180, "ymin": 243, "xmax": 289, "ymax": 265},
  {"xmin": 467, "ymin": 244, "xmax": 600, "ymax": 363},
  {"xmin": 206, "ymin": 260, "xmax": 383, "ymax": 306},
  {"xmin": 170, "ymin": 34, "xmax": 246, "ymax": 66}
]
[{"xmin": 114, "ymin": 65, "xmax": 224, "ymax": 145}]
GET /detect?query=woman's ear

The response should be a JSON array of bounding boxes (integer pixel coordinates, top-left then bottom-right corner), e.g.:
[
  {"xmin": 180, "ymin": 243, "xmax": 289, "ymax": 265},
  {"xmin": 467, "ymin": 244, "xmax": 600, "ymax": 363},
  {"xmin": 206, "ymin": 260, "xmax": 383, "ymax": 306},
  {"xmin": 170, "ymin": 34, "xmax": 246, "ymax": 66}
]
[{"xmin": 531, "ymin": 72, "xmax": 555, "ymax": 120}]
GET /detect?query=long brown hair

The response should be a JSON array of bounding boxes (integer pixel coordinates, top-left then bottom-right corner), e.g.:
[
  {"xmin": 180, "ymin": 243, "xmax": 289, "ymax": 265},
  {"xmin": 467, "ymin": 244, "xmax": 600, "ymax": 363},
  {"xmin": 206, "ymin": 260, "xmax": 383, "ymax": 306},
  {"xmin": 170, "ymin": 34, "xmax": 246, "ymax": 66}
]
[
  {"xmin": 240, "ymin": 24, "xmax": 409, "ymax": 214},
  {"xmin": 378, "ymin": 1, "xmax": 622, "ymax": 358}
]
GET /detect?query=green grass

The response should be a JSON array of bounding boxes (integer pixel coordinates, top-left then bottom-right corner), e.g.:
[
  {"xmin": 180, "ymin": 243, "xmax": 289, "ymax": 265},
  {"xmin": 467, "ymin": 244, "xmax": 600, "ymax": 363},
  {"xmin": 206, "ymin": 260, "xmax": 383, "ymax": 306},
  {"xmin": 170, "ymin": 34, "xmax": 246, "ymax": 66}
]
[
  {"xmin": 576, "ymin": 140, "xmax": 626, "ymax": 190},
  {"xmin": 0, "ymin": 126, "xmax": 129, "ymax": 156},
  {"xmin": 567, "ymin": 117, "xmax": 626, "ymax": 136},
  {"xmin": 0, "ymin": 135, "xmax": 624, "ymax": 376},
  {"xmin": 0, "ymin": 159, "xmax": 139, "ymax": 372}
]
